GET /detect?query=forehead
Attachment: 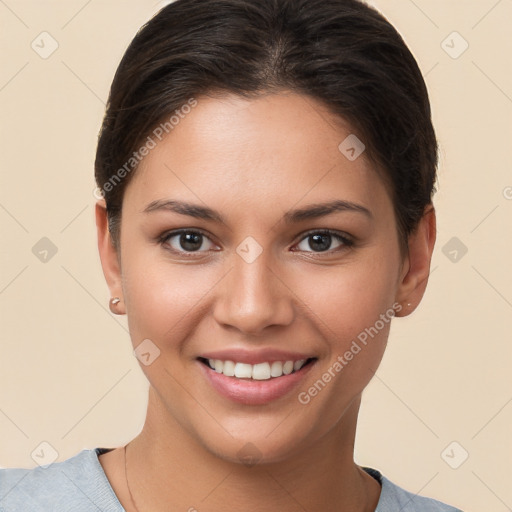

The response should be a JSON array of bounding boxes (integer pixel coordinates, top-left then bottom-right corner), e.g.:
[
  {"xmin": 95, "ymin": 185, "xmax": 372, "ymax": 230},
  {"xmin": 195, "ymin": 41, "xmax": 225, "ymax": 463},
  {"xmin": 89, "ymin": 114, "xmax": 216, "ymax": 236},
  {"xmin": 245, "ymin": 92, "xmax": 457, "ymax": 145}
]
[{"xmin": 123, "ymin": 92, "xmax": 390, "ymax": 218}]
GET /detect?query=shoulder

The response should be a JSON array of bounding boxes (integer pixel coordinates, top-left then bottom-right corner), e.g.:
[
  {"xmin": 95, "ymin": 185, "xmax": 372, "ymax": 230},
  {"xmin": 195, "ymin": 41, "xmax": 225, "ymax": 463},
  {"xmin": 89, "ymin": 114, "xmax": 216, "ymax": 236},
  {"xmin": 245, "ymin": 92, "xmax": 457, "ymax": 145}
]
[
  {"xmin": 0, "ymin": 448, "xmax": 123, "ymax": 512},
  {"xmin": 363, "ymin": 467, "xmax": 464, "ymax": 512}
]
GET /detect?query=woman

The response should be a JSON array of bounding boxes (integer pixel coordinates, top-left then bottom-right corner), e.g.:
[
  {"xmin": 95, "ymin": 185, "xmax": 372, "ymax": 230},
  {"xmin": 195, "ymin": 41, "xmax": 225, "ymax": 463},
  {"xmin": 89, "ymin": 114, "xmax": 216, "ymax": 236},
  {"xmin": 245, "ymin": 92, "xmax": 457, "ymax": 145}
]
[{"xmin": 0, "ymin": 0, "xmax": 463, "ymax": 510}]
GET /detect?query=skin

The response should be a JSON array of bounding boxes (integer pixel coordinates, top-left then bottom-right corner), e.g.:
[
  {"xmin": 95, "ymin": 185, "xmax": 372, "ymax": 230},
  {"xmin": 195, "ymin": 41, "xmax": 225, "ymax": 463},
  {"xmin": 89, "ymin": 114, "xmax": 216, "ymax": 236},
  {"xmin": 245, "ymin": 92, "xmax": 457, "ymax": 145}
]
[{"xmin": 95, "ymin": 91, "xmax": 436, "ymax": 512}]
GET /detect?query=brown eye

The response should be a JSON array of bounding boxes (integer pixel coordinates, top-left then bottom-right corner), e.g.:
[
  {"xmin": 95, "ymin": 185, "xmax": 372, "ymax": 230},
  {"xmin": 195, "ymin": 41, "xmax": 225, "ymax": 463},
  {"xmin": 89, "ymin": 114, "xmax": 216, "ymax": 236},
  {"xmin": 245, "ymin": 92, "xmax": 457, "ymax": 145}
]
[
  {"xmin": 160, "ymin": 230, "xmax": 217, "ymax": 253},
  {"xmin": 294, "ymin": 230, "xmax": 353, "ymax": 253}
]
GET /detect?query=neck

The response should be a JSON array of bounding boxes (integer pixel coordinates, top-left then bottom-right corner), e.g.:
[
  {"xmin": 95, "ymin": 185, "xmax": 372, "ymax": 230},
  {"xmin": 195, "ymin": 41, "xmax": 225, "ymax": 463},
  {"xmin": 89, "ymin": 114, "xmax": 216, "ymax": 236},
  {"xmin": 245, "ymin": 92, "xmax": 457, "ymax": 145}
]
[{"xmin": 125, "ymin": 388, "xmax": 380, "ymax": 512}]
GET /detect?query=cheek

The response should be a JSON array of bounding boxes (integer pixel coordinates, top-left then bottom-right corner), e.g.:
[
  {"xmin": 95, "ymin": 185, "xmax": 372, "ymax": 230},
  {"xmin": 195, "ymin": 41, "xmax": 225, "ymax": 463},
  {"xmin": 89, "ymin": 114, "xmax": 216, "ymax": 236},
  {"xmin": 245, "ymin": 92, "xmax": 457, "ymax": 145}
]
[
  {"xmin": 120, "ymin": 247, "xmax": 218, "ymax": 347},
  {"xmin": 298, "ymin": 255, "xmax": 399, "ymax": 346}
]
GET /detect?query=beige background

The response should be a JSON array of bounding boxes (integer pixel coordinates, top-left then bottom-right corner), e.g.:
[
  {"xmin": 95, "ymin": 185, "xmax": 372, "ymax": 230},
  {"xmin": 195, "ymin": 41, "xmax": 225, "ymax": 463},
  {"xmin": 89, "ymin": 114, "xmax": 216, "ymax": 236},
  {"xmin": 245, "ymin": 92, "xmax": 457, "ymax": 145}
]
[{"xmin": 1, "ymin": 1, "xmax": 511, "ymax": 510}]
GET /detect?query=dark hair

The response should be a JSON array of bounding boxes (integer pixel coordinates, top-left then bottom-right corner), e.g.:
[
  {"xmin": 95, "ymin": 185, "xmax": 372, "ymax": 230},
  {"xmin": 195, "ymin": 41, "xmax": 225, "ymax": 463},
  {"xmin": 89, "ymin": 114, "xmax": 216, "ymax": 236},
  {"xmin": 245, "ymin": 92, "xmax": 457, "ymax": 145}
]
[{"xmin": 95, "ymin": 0, "xmax": 438, "ymax": 252}]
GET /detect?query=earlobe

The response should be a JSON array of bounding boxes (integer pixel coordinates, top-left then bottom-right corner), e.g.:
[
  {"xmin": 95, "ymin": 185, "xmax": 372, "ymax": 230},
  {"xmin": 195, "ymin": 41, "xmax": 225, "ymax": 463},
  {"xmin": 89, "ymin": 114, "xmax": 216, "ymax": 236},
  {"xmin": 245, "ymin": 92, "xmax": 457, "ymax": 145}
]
[
  {"xmin": 394, "ymin": 205, "xmax": 436, "ymax": 317},
  {"xmin": 95, "ymin": 200, "xmax": 126, "ymax": 315}
]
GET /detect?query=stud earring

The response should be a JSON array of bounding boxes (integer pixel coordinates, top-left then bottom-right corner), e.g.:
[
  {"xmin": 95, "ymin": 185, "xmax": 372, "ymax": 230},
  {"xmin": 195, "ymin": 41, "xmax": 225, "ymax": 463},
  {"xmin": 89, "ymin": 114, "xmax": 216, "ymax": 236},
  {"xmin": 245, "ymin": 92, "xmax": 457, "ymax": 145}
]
[{"xmin": 110, "ymin": 297, "xmax": 121, "ymax": 306}]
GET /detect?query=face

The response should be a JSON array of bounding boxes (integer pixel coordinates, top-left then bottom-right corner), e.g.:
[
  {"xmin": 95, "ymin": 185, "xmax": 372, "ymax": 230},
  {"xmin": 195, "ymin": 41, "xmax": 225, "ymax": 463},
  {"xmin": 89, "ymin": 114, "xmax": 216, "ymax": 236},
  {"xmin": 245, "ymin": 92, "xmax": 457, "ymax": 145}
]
[{"xmin": 98, "ymin": 91, "xmax": 430, "ymax": 465}]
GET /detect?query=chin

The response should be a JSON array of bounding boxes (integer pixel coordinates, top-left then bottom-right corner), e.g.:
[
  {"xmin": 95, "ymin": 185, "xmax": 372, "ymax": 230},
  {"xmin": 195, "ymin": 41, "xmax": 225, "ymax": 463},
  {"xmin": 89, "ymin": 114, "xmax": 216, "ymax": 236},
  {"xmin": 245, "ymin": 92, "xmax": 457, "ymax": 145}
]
[{"xmin": 189, "ymin": 416, "xmax": 318, "ymax": 468}]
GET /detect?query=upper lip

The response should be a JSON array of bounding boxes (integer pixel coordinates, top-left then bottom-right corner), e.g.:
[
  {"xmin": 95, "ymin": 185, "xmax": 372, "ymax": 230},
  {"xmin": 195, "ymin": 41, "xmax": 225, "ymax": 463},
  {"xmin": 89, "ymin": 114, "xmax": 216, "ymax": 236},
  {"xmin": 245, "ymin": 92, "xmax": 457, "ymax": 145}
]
[{"xmin": 199, "ymin": 348, "xmax": 314, "ymax": 365}]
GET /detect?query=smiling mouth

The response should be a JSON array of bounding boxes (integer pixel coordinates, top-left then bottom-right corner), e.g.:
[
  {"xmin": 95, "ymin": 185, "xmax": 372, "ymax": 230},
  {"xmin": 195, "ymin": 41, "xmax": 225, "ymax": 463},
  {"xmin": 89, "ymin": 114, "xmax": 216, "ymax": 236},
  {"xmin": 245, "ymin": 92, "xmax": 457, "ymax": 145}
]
[{"xmin": 197, "ymin": 357, "xmax": 317, "ymax": 380}]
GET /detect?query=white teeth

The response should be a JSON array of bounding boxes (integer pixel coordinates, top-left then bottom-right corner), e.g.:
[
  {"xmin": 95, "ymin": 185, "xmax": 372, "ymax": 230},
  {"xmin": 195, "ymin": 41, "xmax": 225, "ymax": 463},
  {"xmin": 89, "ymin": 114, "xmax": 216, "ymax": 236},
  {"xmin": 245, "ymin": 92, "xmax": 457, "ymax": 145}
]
[
  {"xmin": 293, "ymin": 359, "xmax": 306, "ymax": 371},
  {"xmin": 234, "ymin": 362, "xmax": 252, "ymax": 378},
  {"xmin": 270, "ymin": 361, "xmax": 283, "ymax": 377},
  {"xmin": 252, "ymin": 362, "xmax": 271, "ymax": 380},
  {"xmin": 205, "ymin": 358, "xmax": 309, "ymax": 380},
  {"xmin": 222, "ymin": 360, "xmax": 235, "ymax": 377},
  {"xmin": 282, "ymin": 361, "xmax": 294, "ymax": 375}
]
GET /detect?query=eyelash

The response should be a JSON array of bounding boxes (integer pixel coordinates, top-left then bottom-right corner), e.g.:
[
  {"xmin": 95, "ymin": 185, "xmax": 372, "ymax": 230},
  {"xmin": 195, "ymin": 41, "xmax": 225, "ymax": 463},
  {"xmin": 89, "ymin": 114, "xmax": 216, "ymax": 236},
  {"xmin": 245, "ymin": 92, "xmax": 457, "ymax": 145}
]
[{"xmin": 157, "ymin": 228, "xmax": 354, "ymax": 257}]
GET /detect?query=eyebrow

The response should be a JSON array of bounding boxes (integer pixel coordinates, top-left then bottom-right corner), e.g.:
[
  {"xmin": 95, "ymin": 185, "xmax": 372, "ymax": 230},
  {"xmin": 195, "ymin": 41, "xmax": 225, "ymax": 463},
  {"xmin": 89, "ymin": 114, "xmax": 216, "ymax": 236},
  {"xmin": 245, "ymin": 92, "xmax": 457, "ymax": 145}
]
[{"xmin": 143, "ymin": 198, "xmax": 372, "ymax": 223}]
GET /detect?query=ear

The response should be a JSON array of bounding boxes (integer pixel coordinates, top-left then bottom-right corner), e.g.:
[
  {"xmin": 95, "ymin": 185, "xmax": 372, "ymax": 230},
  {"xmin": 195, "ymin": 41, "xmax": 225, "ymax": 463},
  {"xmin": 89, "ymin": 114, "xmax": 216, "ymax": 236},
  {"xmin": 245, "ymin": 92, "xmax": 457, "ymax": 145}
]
[
  {"xmin": 95, "ymin": 200, "xmax": 126, "ymax": 315},
  {"xmin": 394, "ymin": 204, "xmax": 436, "ymax": 317}
]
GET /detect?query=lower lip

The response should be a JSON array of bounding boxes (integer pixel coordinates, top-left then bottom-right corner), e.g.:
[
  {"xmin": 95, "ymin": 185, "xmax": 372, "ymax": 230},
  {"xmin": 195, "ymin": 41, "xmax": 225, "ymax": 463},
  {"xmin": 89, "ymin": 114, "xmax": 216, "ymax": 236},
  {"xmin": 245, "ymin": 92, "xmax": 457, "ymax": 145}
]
[{"xmin": 198, "ymin": 360, "xmax": 315, "ymax": 405}]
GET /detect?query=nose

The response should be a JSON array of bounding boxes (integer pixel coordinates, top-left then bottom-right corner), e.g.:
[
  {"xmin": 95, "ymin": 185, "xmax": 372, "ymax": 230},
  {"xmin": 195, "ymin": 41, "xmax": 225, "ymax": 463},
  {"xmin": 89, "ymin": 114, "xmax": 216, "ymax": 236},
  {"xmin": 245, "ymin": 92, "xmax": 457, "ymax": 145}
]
[{"xmin": 213, "ymin": 250, "xmax": 294, "ymax": 336}]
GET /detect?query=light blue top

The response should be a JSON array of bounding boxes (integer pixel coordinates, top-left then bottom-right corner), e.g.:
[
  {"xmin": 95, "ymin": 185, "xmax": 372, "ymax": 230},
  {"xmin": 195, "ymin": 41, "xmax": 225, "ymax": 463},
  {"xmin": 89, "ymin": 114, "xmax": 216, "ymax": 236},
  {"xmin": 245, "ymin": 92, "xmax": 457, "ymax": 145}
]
[{"xmin": 0, "ymin": 448, "xmax": 463, "ymax": 511}]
